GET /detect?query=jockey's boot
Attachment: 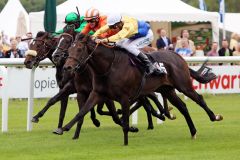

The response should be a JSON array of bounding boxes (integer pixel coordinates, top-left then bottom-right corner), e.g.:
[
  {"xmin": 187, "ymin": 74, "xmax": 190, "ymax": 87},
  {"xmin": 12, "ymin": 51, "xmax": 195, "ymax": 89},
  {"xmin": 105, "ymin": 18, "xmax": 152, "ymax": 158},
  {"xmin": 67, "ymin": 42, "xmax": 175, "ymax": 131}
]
[{"xmin": 137, "ymin": 52, "xmax": 165, "ymax": 76}]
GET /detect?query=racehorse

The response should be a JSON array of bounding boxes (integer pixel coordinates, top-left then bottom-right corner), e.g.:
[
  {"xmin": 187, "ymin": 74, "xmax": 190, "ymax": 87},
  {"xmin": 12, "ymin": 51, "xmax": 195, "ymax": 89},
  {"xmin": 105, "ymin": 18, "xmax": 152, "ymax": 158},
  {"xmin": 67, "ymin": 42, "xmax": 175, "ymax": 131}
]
[
  {"xmin": 24, "ymin": 30, "xmax": 166, "ymax": 139},
  {"xmin": 24, "ymin": 31, "xmax": 101, "ymax": 135},
  {"xmin": 51, "ymin": 26, "xmax": 173, "ymax": 128},
  {"xmin": 61, "ymin": 34, "xmax": 222, "ymax": 145}
]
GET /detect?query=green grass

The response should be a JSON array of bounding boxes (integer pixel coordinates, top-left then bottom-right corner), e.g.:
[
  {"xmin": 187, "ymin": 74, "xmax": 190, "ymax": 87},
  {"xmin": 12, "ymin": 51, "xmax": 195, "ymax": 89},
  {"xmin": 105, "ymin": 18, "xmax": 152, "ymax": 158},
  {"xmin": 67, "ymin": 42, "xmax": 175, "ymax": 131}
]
[{"xmin": 0, "ymin": 94, "xmax": 240, "ymax": 160}]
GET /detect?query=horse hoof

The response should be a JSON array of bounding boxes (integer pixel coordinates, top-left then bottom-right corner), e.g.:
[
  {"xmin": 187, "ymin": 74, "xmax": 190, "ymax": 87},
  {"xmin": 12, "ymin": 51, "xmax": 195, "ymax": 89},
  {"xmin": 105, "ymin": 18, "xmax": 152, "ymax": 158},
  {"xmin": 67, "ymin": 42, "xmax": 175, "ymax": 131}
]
[
  {"xmin": 169, "ymin": 114, "xmax": 176, "ymax": 120},
  {"xmin": 72, "ymin": 136, "xmax": 79, "ymax": 140},
  {"xmin": 147, "ymin": 126, "xmax": 154, "ymax": 130},
  {"xmin": 129, "ymin": 127, "xmax": 139, "ymax": 132},
  {"xmin": 63, "ymin": 126, "xmax": 70, "ymax": 132},
  {"xmin": 192, "ymin": 133, "xmax": 197, "ymax": 140},
  {"xmin": 117, "ymin": 109, "xmax": 122, "ymax": 114},
  {"xmin": 215, "ymin": 114, "xmax": 223, "ymax": 121},
  {"xmin": 168, "ymin": 106, "xmax": 174, "ymax": 111},
  {"xmin": 31, "ymin": 117, "xmax": 39, "ymax": 123},
  {"xmin": 93, "ymin": 119, "xmax": 101, "ymax": 127},
  {"xmin": 53, "ymin": 128, "xmax": 63, "ymax": 135},
  {"xmin": 158, "ymin": 114, "xmax": 166, "ymax": 121}
]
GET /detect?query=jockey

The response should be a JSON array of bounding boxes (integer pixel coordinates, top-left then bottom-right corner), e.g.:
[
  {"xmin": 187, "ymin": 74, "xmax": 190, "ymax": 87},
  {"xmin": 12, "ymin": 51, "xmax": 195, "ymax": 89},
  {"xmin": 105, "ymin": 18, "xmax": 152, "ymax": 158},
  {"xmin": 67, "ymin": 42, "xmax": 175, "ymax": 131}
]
[
  {"xmin": 81, "ymin": 8, "xmax": 117, "ymax": 38},
  {"xmin": 93, "ymin": 14, "xmax": 164, "ymax": 75},
  {"xmin": 54, "ymin": 12, "xmax": 94, "ymax": 35}
]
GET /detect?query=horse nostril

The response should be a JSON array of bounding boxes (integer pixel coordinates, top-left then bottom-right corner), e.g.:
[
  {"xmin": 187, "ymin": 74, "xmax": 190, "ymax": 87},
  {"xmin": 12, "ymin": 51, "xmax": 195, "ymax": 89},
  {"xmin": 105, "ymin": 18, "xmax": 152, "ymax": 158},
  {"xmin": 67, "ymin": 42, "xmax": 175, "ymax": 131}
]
[
  {"xmin": 54, "ymin": 54, "xmax": 60, "ymax": 58},
  {"xmin": 63, "ymin": 66, "xmax": 73, "ymax": 72},
  {"xmin": 25, "ymin": 60, "xmax": 31, "ymax": 65}
]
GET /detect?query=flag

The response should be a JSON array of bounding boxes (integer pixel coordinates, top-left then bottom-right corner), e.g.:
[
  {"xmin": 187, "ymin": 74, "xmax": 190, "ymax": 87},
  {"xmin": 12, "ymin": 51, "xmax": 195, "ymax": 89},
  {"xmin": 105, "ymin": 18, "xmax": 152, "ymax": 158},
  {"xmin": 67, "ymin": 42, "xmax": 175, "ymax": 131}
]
[
  {"xmin": 198, "ymin": 0, "xmax": 207, "ymax": 11},
  {"xmin": 44, "ymin": 0, "xmax": 57, "ymax": 32},
  {"xmin": 219, "ymin": 0, "xmax": 225, "ymax": 23}
]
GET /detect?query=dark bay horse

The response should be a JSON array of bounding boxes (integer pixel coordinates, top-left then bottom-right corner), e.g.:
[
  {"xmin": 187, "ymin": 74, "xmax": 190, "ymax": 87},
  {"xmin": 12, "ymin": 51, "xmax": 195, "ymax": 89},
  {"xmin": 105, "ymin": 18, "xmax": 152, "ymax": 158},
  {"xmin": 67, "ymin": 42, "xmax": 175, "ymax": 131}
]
[
  {"xmin": 51, "ymin": 27, "xmax": 173, "ymax": 136},
  {"xmin": 24, "ymin": 30, "xmax": 166, "ymax": 139},
  {"xmin": 62, "ymin": 34, "xmax": 223, "ymax": 145},
  {"xmin": 24, "ymin": 31, "xmax": 101, "ymax": 135}
]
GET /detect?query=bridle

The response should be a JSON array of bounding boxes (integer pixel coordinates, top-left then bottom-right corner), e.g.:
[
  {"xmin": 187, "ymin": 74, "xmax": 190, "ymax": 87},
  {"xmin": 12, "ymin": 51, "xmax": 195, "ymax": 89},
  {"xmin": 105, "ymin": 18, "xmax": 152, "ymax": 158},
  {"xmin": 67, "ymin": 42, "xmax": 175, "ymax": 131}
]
[
  {"xmin": 54, "ymin": 33, "xmax": 74, "ymax": 59},
  {"xmin": 31, "ymin": 36, "xmax": 57, "ymax": 61},
  {"xmin": 68, "ymin": 41, "xmax": 116, "ymax": 76}
]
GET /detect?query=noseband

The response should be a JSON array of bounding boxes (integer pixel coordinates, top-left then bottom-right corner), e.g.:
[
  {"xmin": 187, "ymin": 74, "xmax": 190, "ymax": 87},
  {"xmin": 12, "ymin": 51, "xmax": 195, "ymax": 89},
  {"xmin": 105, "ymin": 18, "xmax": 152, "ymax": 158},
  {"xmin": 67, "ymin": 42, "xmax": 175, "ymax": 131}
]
[{"xmin": 32, "ymin": 36, "xmax": 57, "ymax": 61}]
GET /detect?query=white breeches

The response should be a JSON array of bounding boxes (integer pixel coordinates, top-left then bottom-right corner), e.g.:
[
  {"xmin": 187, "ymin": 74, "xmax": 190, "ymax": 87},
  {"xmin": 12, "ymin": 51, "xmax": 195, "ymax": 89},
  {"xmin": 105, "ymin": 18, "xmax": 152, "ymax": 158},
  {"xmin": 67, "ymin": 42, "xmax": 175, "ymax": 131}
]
[{"xmin": 116, "ymin": 29, "xmax": 154, "ymax": 56}]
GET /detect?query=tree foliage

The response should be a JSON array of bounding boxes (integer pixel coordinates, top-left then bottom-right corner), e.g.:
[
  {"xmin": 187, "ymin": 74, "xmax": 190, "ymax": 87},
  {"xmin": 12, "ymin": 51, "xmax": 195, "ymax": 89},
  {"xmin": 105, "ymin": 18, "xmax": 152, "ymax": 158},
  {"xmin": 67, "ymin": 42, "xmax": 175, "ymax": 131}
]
[
  {"xmin": 0, "ymin": 0, "xmax": 65, "ymax": 13},
  {"xmin": 181, "ymin": 0, "xmax": 240, "ymax": 12}
]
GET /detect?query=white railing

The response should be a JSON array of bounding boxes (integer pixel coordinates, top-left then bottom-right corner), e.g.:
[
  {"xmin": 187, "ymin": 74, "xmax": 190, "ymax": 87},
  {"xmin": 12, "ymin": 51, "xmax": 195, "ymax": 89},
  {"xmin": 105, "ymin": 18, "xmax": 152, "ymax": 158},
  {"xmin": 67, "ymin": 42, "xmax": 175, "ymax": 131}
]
[{"xmin": 1, "ymin": 56, "xmax": 240, "ymax": 132}]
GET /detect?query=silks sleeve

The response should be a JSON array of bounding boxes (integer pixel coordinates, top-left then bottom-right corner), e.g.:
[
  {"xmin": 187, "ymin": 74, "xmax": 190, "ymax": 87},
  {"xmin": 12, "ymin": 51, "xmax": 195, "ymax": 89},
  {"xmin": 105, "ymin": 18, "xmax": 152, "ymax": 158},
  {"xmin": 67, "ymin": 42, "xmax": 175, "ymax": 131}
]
[
  {"xmin": 93, "ymin": 25, "xmax": 110, "ymax": 38},
  {"xmin": 108, "ymin": 23, "xmax": 133, "ymax": 42}
]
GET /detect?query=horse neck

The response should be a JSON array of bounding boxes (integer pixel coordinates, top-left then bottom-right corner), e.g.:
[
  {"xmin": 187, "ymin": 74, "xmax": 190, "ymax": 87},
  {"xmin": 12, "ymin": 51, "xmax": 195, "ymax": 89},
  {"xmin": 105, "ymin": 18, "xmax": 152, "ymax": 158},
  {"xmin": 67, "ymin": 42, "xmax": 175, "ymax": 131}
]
[{"xmin": 88, "ymin": 45, "xmax": 116, "ymax": 75}]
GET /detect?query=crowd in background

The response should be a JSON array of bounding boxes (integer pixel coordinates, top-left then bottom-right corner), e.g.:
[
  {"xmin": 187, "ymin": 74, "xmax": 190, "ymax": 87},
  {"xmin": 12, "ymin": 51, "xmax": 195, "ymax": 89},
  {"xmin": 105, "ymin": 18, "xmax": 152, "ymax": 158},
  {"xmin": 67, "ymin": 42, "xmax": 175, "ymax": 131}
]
[
  {"xmin": 1, "ymin": 28, "xmax": 240, "ymax": 60},
  {"xmin": 156, "ymin": 28, "xmax": 240, "ymax": 60},
  {"xmin": 0, "ymin": 31, "xmax": 32, "ymax": 58}
]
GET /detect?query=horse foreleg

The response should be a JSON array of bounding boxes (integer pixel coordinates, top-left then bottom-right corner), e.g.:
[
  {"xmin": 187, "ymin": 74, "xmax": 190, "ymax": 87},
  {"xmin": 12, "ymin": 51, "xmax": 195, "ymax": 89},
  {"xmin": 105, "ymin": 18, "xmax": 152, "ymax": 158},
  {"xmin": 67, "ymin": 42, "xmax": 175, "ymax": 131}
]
[
  {"xmin": 120, "ymin": 97, "xmax": 130, "ymax": 146},
  {"xmin": 32, "ymin": 82, "xmax": 74, "ymax": 123},
  {"xmin": 62, "ymin": 91, "xmax": 101, "ymax": 134},
  {"xmin": 72, "ymin": 93, "xmax": 88, "ymax": 139}
]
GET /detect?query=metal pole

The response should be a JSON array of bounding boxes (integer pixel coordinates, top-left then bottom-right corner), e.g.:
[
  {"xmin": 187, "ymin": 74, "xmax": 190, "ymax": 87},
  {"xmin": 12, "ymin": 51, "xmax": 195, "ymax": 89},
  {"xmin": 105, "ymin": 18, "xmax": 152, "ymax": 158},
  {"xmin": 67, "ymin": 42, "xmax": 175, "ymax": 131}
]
[
  {"xmin": 222, "ymin": 0, "xmax": 226, "ymax": 39},
  {"xmin": 156, "ymin": 93, "xmax": 163, "ymax": 124},
  {"xmin": 27, "ymin": 67, "xmax": 35, "ymax": 131},
  {"xmin": 1, "ymin": 66, "xmax": 8, "ymax": 132},
  {"xmin": 132, "ymin": 103, "xmax": 138, "ymax": 125}
]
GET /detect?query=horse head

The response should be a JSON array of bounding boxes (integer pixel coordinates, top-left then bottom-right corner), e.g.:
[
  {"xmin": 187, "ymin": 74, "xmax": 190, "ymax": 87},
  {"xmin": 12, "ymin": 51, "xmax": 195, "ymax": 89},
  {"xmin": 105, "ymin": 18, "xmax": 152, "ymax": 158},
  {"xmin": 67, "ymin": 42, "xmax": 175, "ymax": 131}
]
[
  {"xmin": 63, "ymin": 33, "xmax": 92, "ymax": 73},
  {"xmin": 24, "ymin": 31, "xmax": 58, "ymax": 69},
  {"xmin": 52, "ymin": 24, "xmax": 76, "ymax": 66}
]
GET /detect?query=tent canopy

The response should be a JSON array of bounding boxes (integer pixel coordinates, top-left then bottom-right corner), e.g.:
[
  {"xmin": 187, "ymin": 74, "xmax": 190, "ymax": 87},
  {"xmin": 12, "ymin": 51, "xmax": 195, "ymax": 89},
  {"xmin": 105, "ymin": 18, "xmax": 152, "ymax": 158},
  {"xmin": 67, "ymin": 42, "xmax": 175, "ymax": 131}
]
[
  {"xmin": 0, "ymin": 0, "xmax": 29, "ymax": 37},
  {"xmin": 29, "ymin": 0, "xmax": 219, "ymax": 42},
  {"xmin": 219, "ymin": 13, "xmax": 240, "ymax": 34}
]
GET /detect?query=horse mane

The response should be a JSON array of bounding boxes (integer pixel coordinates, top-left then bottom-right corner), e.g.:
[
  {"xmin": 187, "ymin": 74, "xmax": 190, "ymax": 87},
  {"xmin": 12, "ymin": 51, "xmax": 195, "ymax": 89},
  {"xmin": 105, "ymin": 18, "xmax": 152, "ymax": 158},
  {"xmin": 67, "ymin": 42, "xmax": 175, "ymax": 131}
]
[{"xmin": 36, "ymin": 31, "xmax": 46, "ymax": 38}]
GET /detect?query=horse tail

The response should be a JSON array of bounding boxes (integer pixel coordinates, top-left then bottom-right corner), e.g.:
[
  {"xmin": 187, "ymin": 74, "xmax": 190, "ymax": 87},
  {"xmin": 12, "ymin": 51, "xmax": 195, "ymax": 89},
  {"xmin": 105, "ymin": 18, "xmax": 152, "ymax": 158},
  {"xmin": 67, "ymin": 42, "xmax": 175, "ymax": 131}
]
[{"xmin": 189, "ymin": 61, "xmax": 217, "ymax": 84}]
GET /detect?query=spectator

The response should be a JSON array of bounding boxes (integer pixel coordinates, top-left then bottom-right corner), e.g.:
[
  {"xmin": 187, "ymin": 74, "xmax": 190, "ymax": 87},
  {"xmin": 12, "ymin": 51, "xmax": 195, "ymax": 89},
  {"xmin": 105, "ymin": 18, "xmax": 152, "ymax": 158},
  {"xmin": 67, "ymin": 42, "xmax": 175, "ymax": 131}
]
[
  {"xmin": 175, "ymin": 29, "xmax": 195, "ymax": 53},
  {"xmin": 156, "ymin": 29, "xmax": 173, "ymax": 50},
  {"xmin": 0, "ymin": 43, "xmax": 5, "ymax": 58},
  {"xmin": 175, "ymin": 38, "xmax": 192, "ymax": 57},
  {"xmin": 233, "ymin": 43, "xmax": 240, "ymax": 65},
  {"xmin": 5, "ymin": 40, "xmax": 22, "ymax": 58},
  {"xmin": 206, "ymin": 42, "xmax": 219, "ymax": 56},
  {"xmin": 26, "ymin": 32, "xmax": 33, "ymax": 47},
  {"xmin": 233, "ymin": 43, "xmax": 240, "ymax": 56},
  {"xmin": 17, "ymin": 35, "xmax": 29, "ymax": 57},
  {"xmin": 230, "ymin": 33, "xmax": 239, "ymax": 51},
  {"xmin": 218, "ymin": 39, "xmax": 233, "ymax": 57},
  {"xmin": 195, "ymin": 45, "xmax": 205, "ymax": 56},
  {"xmin": 218, "ymin": 39, "xmax": 233, "ymax": 65}
]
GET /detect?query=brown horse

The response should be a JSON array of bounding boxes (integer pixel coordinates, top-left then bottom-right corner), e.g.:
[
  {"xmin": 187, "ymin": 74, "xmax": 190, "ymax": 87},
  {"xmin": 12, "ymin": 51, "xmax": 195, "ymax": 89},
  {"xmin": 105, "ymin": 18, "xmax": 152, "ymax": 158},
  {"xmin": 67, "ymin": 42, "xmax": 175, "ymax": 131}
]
[
  {"xmin": 62, "ymin": 34, "xmax": 223, "ymax": 145},
  {"xmin": 24, "ymin": 31, "xmax": 102, "ymax": 135},
  {"xmin": 51, "ymin": 27, "xmax": 170, "ymax": 133},
  {"xmin": 24, "ymin": 30, "xmax": 166, "ymax": 139}
]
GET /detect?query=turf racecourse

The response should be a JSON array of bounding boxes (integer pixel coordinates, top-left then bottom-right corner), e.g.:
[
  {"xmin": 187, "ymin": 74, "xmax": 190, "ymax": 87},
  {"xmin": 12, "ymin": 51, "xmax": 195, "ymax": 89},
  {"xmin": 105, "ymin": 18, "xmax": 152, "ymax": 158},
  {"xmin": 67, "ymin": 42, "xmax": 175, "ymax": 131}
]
[{"xmin": 0, "ymin": 94, "xmax": 239, "ymax": 160}]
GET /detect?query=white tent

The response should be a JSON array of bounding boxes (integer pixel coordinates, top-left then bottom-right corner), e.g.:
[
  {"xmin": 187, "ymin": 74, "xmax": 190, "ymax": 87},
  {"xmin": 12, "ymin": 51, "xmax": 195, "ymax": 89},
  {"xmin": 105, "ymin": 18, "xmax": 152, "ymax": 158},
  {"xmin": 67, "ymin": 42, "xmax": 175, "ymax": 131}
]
[
  {"xmin": 0, "ymin": 0, "xmax": 29, "ymax": 37},
  {"xmin": 220, "ymin": 13, "xmax": 240, "ymax": 34},
  {"xmin": 29, "ymin": 0, "xmax": 219, "ymax": 42}
]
